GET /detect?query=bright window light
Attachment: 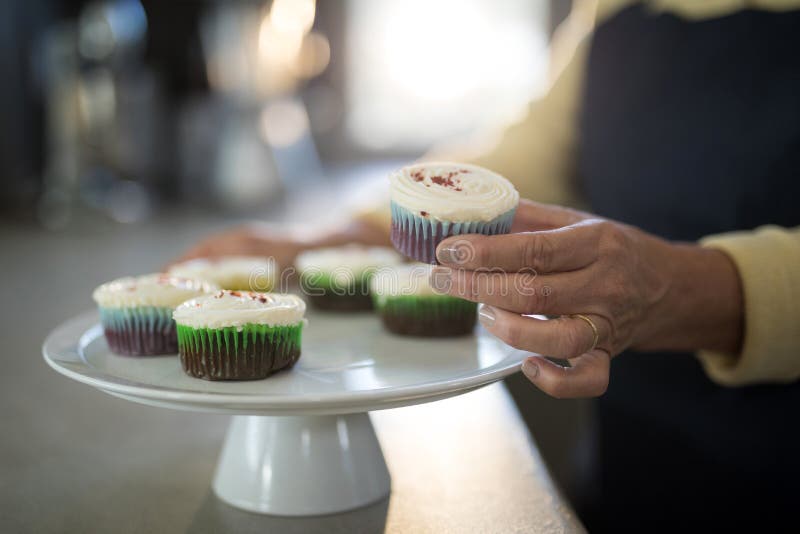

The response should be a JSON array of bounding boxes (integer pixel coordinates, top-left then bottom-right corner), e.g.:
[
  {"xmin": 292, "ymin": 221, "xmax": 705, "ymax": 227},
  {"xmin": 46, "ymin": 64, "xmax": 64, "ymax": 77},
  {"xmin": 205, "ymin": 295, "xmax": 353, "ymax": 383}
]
[{"xmin": 346, "ymin": 0, "xmax": 549, "ymax": 150}]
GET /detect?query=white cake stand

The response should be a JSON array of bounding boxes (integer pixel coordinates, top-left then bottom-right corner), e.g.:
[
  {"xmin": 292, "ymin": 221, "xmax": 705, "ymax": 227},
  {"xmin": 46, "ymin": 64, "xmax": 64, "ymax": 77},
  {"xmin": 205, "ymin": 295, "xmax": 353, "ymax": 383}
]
[{"xmin": 43, "ymin": 310, "xmax": 527, "ymax": 516}]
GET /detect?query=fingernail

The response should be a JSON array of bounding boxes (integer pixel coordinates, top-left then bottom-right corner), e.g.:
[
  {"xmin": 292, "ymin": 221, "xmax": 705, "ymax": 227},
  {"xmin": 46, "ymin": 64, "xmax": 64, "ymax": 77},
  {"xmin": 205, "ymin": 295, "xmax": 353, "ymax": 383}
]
[
  {"xmin": 522, "ymin": 358, "xmax": 540, "ymax": 379},
  {"xmin": 478, "ymin": 305, "xmax": 495, "ymax": 327},
  {"xmin": 436, "ymin": 245, "xmax": 457, "ymax": 264},
  {"xmin": 429, "ymin": 266, "xmax": 452, "ymax": 293}
]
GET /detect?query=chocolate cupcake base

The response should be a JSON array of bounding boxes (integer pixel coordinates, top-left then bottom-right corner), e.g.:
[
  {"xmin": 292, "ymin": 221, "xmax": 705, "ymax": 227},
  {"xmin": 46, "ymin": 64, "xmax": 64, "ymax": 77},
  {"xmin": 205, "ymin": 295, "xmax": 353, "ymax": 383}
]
[
  {"xmin": 302, "ymin": 276, "xmax": 374, "ymax": 312},
  {"xmin": 177, "ymin": 324, "xmax": 302, "ymax": 380},
  {"xmin": 380, "ymin": 312, "xmax": 476, "ymax": 337},
  {"xmin": 306, "ymin": 293, "xmax": 373, "ymax": 312},
  {"xmin": 376, "ymin": 296, "xmax": 477, "ymax": 337},
  {"xmin": 104, "ymin": 326, "xmax": 177, "ymax": 356},
  {"xmin": 99, "ymin": 306, "xmax": 177, "ymax": 356}
]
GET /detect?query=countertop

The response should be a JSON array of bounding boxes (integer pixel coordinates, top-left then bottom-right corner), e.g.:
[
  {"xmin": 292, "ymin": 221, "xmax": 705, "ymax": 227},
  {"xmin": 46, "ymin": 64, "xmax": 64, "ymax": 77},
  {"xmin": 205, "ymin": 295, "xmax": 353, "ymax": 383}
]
[{"xmin": 0, "ymin": 209, "xmax": 584, "ymax": 533}]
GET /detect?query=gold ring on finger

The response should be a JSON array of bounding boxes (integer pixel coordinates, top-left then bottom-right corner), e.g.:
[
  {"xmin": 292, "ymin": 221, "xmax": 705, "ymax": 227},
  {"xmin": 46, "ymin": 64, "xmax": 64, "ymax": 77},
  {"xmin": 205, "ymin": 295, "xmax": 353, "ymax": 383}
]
[{"xmin": 570, "ymin": 314, "xmax": 599, "ymax": 352}]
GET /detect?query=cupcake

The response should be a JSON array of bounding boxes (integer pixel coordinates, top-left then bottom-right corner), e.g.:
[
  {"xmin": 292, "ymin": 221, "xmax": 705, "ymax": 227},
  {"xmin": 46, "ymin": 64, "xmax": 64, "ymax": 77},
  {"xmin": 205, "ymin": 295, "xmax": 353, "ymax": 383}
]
[
  {"xmin": 93, "ymin": 274, "xmax": 217, "ymax": 356},
  {"xmin": 389, "ymin": 162, "xmax": 519, "ymax": 263},
  {"xmin": 295, "ymin": 245, "xmax": 403, "ymax": 312},
  {"xmin": 168, "ymin": 256, "xmax": 277, "ymax": 292},
  {"xmin": 371, "ymin": 264, "xmax": 477, "ymax": 337},
  {"xmin": 173, "ymin": 290, "xmax": 305, "ymax": 380}
]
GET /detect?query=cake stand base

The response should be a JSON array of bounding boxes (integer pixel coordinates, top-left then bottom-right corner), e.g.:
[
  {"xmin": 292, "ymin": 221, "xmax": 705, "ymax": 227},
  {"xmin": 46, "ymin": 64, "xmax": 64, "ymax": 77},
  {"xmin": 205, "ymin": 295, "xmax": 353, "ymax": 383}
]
[{"xmin": 212, "ymin": 413, "xmax": 391, "ymax": 516}]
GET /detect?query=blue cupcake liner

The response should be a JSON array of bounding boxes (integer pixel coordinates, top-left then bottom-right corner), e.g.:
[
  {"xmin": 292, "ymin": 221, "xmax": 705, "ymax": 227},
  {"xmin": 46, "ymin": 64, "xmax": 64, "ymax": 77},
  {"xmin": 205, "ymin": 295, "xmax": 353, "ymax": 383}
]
[
  {"xmin": 390, "ymin": 202, "xmax": 516, "ymax": 263},
  {"xmin": 98, "ymin": 306, "xmax": 177, "ymax": 356}
]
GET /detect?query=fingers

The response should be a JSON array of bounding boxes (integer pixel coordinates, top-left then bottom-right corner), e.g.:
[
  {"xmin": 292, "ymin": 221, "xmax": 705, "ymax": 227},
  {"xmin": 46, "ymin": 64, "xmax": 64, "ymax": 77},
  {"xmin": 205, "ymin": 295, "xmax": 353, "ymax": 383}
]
[
  {"xmin": 521, "ymin": 351, "xmax": 610, "ymax": 398},
  {"xmin": 477, "ymin": 304, "xmax": 610, "ymax": 397},
  {"xmin": 436, "ymin": 223, "xmax": 599, "ymax": 273},
  {"xmin": 478, "ymin": 305, "xmax": 603, "ymax": 358},
  {"xmin": 431, "ymin": 267, "xmax": 574, "ymax": 314}
]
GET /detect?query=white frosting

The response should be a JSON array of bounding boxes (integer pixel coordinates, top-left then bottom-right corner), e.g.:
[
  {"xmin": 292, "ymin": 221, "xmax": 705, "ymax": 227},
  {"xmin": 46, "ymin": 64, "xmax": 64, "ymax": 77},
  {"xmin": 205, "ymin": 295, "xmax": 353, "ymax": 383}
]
[
  {"xmin": 295, "ymin": 246, "xmax": 403, "ymax": 285},
  {"xmin": 370, "ymin": 264, "xmax": 440, "ymax": 298},
  {"xmin": 389, "ymin": 162, "xmax": 519, "ymax": 222},
  {"xmin": 93, "ymin": 274, "xmax": 217, "ymax": 308},
  {"xmin": 168, "ymin": 256, "xmax": 276, "ymax": 291},
  {"xmin": 173, "ymin": 290, "xmax": 306, "ymax": 329}
]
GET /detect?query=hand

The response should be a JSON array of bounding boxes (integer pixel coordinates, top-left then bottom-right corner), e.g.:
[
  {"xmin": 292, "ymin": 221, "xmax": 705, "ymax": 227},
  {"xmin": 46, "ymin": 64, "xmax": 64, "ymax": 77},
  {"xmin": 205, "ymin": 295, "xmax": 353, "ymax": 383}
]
[
  {"xmin": 170, "ymin": 219, "xmax": 392, "ymax": 272},
  {"xmin": 170, "ymin": 223, "xmax": 304, "ymax": 271},
  {"xmin": 431, "ymin": 200, "xmax": 743, "ymax": 398}
]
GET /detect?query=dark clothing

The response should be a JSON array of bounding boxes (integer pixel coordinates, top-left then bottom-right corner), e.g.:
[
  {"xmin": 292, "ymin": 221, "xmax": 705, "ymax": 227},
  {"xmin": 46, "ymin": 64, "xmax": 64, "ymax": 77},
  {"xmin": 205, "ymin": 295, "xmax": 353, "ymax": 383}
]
[{"xmin": 577, "ymin": 5, "xmax": 800, "ymax": 531}]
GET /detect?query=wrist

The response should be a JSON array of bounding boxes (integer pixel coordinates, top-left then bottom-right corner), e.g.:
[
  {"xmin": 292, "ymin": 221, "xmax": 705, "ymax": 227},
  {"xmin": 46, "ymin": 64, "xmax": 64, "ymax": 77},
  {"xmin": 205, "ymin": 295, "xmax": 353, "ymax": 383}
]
[{"xmin": 638, "ymin": 243, "xmax": 743, "ymax": 354}]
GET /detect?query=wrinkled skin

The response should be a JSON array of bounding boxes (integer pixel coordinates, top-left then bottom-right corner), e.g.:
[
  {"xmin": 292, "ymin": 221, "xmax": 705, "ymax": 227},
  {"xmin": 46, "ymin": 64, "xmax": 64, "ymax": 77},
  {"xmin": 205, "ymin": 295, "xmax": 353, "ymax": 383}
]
[{"xmin": 431, "ymin": 200, "xmax": 743, "ymax": 398}]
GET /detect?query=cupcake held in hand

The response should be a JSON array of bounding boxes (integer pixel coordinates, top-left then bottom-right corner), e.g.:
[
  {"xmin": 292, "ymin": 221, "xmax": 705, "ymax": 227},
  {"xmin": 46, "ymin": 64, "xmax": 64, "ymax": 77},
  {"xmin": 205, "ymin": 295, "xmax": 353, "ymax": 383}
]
[
  {"xmin": 168, "ymin": 256, "xmax": 277, "ymax": 292},
  {"xmin": 389, "ymin": 162, "xmax": 519, "ymax": 264},
  {"xmin": 173, "ymin": 290, "xmax": 306, "ymax": 380},
  {"xmin": 93, "ymin": 274, "xmax": 217, "ymax": 356},
  {"xmin": 371, "ymin": 264, "xmax": 477, "ymax": 337},
  {"xmin": 295, "ymin": 245, "xmax": 403, "ymax": 312}
]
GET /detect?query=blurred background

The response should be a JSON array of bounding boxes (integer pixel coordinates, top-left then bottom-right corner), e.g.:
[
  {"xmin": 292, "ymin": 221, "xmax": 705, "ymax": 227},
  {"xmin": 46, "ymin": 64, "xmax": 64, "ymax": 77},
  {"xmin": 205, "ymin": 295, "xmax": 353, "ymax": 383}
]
[
  {"xmin": 0, "ymin": 0, "xmax": 568, "ymax": 225},
  {"xmin": 1, "ymin": 0, "xmax": 592, "ymax": 521}
]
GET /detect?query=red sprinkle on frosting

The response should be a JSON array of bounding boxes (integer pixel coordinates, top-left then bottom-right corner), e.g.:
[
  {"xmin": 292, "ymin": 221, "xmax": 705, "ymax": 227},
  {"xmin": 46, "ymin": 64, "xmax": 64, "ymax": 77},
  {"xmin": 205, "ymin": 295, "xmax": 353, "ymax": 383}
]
[
  {"xmin": 430, "ymin": 175, "xmax": 454, "ymax": 187},
  {"xmin": 213, "ymin": 289, "xmax": 273, "ymax": 304},
  {"xmin": 411, "ymin": 168, "xmax": 466, "ymax": 191},
  {"xmin": 429, "ymin": 172, "xmax": 464, "ymax": 191}
]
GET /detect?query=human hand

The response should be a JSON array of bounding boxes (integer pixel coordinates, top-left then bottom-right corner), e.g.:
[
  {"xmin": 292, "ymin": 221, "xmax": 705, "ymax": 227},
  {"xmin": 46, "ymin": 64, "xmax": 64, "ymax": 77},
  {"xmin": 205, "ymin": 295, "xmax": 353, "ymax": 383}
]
[
  {"xmin": 169, "ymin": 223, "xmax": 304, "ymax": 271},
  {"xmin": 431, "ymin": 200, "xmax": 743, "ymax": 398},
  {"xmin": 170, "ymin": 219, "xmax": 393, "ymax": 272}
]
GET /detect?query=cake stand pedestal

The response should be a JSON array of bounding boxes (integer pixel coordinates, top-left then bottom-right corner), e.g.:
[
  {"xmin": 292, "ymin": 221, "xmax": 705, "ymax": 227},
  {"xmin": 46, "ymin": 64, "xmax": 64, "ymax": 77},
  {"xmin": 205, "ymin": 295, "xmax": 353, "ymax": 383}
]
[
  {"xmin": 43, "ymin": 310, "xmax": 527, "ymax": 516},
  {"xmin": 213, "ymin": 414, "xmax": 389, "ymax": 515}
]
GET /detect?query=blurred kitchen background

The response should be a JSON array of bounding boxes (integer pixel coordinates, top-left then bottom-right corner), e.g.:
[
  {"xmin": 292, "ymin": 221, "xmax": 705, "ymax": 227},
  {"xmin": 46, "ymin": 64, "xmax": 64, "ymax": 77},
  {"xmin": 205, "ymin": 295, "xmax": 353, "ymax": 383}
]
[
  {"xmin": 0, "ymin": 0, "xmax": 593, "ymax": 519},
  {"xmin": 0, "ymin": 0, "xmax": 570, "ymax": 225}
]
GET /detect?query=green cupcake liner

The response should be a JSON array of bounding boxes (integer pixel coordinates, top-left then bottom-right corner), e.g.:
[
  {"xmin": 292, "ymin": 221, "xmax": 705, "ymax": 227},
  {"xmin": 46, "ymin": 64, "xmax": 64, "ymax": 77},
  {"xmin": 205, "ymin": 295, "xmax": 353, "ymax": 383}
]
[
  {"xmin": 299, "ymin": 272, "xmax": 373, "ymax": 294},
  {"xmin": 373, "ymin": 295, "xmax": 477, "ymax": 337},
  {"xmin": 176, "ymin": 323, "xmax": 302, "ymax": 352},
  {"xmin": 372, "ymin": 294, "xmax": 473, "ymax": 314},
  {"xmin": 176, "ymin": 322, "xmax": 303, "ymax": 380}
]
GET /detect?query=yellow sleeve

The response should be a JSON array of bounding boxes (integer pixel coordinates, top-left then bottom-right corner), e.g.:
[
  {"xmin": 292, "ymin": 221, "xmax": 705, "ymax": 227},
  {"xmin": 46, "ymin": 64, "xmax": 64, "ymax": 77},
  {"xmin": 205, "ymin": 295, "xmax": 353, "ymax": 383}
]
[{"xmin": 697, "ymin": 226, "xmax": 800, "ymax": 386}]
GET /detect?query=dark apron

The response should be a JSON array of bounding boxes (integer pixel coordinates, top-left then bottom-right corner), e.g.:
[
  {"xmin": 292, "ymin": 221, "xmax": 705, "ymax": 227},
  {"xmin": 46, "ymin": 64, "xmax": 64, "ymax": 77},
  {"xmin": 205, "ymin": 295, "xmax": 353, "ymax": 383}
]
[{"xmin": 577, "ymin": 5, "xmax": 800, "ymax": 531}]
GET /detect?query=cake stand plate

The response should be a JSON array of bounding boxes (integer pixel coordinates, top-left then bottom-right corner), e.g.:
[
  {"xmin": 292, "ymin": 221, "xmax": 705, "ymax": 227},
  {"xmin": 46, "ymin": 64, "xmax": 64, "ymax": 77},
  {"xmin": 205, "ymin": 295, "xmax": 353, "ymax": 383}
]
[{"xmin": 43, "ymin": 310, "xmax": 528, "ymax": 516}]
